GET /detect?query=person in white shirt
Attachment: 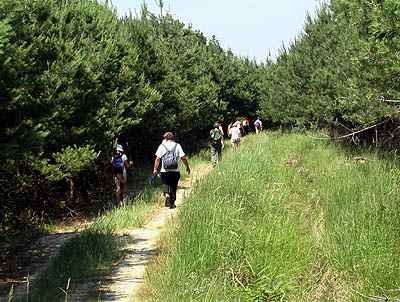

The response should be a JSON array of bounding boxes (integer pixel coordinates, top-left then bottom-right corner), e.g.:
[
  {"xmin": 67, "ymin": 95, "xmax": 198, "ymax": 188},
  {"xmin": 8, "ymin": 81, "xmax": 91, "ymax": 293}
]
[
  {"xmin": 153, "ymin": 132, "xmax": 190, "ymax": 209},
  {"xmin": 228, "ymin": 121, "xmax": 242, "ymax": 148},
  {"xmin": 254, "ymin": 117, "xmax": 263, "ymax": 134}
]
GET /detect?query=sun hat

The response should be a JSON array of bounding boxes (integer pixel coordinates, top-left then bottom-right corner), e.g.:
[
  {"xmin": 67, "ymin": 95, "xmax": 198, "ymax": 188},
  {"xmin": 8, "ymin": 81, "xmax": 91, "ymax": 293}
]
[{"xmin": 116, "ymin": 144, "xmax": 124, "ymax": 152}]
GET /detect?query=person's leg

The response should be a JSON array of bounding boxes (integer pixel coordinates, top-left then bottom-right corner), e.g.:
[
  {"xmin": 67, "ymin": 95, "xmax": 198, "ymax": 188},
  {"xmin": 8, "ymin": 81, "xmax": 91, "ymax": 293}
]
[
  {"xmin": 161, "ymin": 172, "xmax": 181, "ymax": 208},
  {"xmin": 120, "ymin": 171, "xmax": 127, "ymax": 203},
  {"xmin": 114, "ymin": 175, "xmax": 121, "ymax": 204},
  {"xmin": 211, "ymin": 145, "xmax": 217, "ymax": 166},
  {"xmin": 160, "ymin": 172, "xmax": 171, "ymax": 207},
  {"xmin": 236, "ymin": 139, "xmax": 240, "ymax": 148},
  {"xmin": 169, "ymin": 172, "xmax": 180, "ymax": 208},
  {"xmin": 217, "ymin": 146, "xmax": 222, "ymax": 163},
  {"xmin": 121, "ymin": 182, "xmax": 127, "ymax": 203}
]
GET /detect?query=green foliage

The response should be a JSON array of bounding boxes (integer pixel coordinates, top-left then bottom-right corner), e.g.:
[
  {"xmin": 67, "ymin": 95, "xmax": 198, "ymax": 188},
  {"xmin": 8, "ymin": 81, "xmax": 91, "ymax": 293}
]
[
  {"xmin": 37, "ymin": 145, "xmax": 100, "ymax": 182},
  {"xmin": 259, "ymin": 1, "xmax": 400, "ymax": 141}
]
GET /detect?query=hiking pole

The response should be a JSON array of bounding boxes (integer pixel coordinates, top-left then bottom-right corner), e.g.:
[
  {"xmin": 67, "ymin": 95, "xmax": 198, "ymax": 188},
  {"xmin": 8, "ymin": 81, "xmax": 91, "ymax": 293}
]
[
  {"xmin": 126, "ymin": 140, "xmax": 132, "ymax": 162},
  {"xmin": 126, "ymin": 140, "xmax": 136, "ymax": 193}
]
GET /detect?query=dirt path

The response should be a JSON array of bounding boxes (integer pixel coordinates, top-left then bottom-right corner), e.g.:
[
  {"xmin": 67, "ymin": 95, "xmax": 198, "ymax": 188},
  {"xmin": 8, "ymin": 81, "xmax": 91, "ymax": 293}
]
[
  {"xmin": 1, "ymin": 164, "xmax": 211, "ymax": 301},
  {"xmin": 0, "ymin": 232, "xmax": 77, "ymax": 300}
]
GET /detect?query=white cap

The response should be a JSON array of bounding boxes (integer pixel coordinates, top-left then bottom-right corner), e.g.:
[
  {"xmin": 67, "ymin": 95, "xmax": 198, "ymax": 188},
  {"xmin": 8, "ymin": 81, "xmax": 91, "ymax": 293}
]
[{"xmin": 116, "ymin": 144, "xmax": 124, "ymax": 152}]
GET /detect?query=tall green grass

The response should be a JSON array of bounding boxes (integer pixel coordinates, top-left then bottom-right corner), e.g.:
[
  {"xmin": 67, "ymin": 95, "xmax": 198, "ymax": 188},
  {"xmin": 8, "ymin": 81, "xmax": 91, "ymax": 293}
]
[
  {"xmin": 310, "ymin": 144, "xmax": 400, "ymax": 293},
  {"xmin": 142, "ymin": 132, "xmax": 400, "ymax": 301}
]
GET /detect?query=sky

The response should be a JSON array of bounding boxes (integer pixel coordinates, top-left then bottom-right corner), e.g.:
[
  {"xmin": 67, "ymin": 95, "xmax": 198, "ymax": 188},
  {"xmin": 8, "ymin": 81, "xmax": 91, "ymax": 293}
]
[{"xmin": 110, "ymin": 0, "xmax": 321, "ymax": 63}]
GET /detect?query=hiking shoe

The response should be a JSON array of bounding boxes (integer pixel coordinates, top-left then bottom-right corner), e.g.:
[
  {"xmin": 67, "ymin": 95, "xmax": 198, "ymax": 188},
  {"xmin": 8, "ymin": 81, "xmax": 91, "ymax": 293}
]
[
  {"xmin": 169, "ymin": 203, "xmax": 176, "ymax": 209},
  {"xmin": 164, "ymin": 193, "xmax": 171, "ymax": 207}
]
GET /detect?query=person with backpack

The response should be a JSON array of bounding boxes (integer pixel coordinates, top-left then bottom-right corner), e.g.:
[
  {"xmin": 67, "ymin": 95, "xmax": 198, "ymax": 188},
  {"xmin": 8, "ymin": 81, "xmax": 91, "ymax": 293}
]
[
  {"xmin": 228, "ymin": 121, "xmax": 242, "ymax": 148},
  {"xmin": 242, "ymin": 117, "xmax": 250, "ymax": 135},
  {"xmin": 110, "ymin": 144, "xmax": 133, "ymax": 205},
  {"xmin": 210, "ymin": 122, "xmax": 224, "ymax": 167},
  {"xmin": 153, "ymin": 132, "xmax": 190, "ymax": 209},
  {"xmin": 254, "ymin": 117, "xmax": 263, "ymax": 134}
]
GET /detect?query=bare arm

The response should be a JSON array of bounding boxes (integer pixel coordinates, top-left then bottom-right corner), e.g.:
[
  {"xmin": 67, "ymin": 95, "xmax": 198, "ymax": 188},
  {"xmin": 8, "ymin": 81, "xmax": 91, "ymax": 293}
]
[
  {"xmin": 125, "ymin": 160, "xmax": 133, "ymax": 168},
  {"xmin": 153, "ymin": 157, "xmax": 161, "ymax": 175},
  {"xmin": 181, "ymin": 156, "xmax": 190, "ymax": 174}
]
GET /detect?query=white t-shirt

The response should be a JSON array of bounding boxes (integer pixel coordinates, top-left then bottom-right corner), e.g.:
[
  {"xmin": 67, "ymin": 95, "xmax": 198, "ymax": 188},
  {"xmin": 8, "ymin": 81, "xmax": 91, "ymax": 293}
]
[
  {"xmin": 230, "ymin": 126, "xmax": 240, "ymax": 140},
  {"xmin": 218, "ymin": 125, "xmax": 224, "ymax": 136},
  {"xmin": 110, "ymin": 154, "xmax": 128, "ymax": 174},
  {"xmin": 155, "ymin": 140, "xmax": 185, "ymax": 172}
]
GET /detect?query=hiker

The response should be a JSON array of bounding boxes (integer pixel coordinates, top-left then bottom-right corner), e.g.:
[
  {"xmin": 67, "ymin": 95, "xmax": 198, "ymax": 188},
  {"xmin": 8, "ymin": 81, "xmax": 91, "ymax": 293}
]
[
  {"xmin": 228, "ymin": 121, "xmax": 242, "ymax": 148},
  {"xmin": 235, "ymin": 118, "xmax": 243, "ymax": 136},
  {"xmin": 217, "ymin": 121, "xmax": 224, "ymax": 136},
  {"xmin": 111, "ymin": 144, "xmax": 133, "ymax": 205},
  {"xmin": 254, "ymin": 117, "xmax": 263, "ymax": 134},
  {"xmin": 242, "ymin": 117, "xmax": 250, "ymax": 135},
  {"xmin": 153, "ymin": 132, "xmax": 190, "ymax": 209},
  {"xmin": 210, "ymin": 122, "xmax": 224, "ymax": 167}
]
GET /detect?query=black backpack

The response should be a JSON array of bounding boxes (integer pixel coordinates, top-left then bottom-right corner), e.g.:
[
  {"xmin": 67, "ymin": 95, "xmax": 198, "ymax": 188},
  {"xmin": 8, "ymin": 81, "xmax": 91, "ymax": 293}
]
[{"xmin": 162, "ymin": 143, "xmax": 178, "ymax": 169}]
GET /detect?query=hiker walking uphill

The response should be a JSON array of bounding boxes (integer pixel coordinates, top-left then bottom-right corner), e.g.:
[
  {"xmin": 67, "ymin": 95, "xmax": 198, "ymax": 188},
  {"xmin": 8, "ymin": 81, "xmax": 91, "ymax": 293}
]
[
  {"xmin": 210, "ymin": 122, "xmax": 224, "ymax": 167},
  {"xmin": 153, "ymin": 132, "xmax": 190, "ymax": 209},
  {"xmin": 228, "ymin": 121, "xmax": 242, "ymax": 148},
  {"xmin": 242, "ymin": 117, "xmax": 250, "ymax": 135},
  {"xmin": 217, "ymin": 121, "xmax": 224, "ymax": 136},
  {"xmin": 111, "ymin": 144, "xmax": 133, "ymax": 205},
  {"xmin": 254, "ymin": 117, "xmax": 263, "ymax": 134}
]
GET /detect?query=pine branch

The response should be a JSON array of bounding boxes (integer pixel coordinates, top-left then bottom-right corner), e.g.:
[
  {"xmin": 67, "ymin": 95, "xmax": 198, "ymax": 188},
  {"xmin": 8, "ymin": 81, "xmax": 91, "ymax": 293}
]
[
  {"xmin": 351, "ymin": 287, "xmax": 400, "ymax": 302},
  {"xmin": 384, "ymin": 100, "xmax": 400, "ymax": 103},
  {"xmin": 306, "ymin": 121, "xmax": 387, "ymax": 140},
  {"xmin": 381, "ymin": 96, "xmax": 400, "ymax": 103}
]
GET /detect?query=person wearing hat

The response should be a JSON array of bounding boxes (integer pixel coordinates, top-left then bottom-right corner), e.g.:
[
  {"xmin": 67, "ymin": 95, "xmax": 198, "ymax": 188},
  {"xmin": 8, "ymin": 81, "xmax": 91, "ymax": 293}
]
[{"xmin": 110, "ymin": 144, "xmax": 133, "ymax": 204}]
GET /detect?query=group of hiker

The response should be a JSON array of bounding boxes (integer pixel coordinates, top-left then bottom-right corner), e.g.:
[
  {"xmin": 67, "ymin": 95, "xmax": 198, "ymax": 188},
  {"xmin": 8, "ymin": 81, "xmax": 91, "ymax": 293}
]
[
  {"xmin": 209, "ymin": 117, "xmax": 263, "ymax": 166},
  {"xmin": 110, "ymin": 117, "xmax": 262, "ymax": 207}
]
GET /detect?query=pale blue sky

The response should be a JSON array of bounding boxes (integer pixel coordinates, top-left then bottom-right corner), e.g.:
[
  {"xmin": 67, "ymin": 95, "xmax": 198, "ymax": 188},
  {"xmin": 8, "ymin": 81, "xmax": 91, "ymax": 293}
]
[{"xmin": 110, "ymin": 0, "xmax": 321, "ymax": 63}]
